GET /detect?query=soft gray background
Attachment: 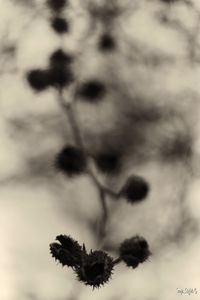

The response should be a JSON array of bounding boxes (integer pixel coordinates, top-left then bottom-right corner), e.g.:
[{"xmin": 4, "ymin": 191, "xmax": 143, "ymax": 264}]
[{"xmin": 1, "ymin": 0, "xmax": 200, "ymax": 299}]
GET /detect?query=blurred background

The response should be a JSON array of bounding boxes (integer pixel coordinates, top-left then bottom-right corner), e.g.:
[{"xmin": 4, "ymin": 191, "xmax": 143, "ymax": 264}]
[{"xmin": 1, "ymin": 0, "xmax": 200, "ymax": 299}]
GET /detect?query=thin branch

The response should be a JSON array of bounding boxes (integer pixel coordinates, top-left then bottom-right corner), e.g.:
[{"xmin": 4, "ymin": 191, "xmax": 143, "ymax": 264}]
[
  {"xmin": 57, "ymin": 90, "xmax": 84, "ymax": 148},
  {"xmin": 113, "ymin": 257, "xmax": 122, "ymax": 265},
  {"xmin": 57, "ymin": 90, "xmax": 112, "ymax": 244}
]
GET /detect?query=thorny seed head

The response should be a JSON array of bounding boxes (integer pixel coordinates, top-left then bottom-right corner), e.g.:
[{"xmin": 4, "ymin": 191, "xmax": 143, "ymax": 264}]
[
  {"xmin": 47, "ymin": 0, "xmax": 67, "ymax": 12},
  {"xmin": 75, "ymin": 250, "xmax": 114, "ymax": 288},
  {"xmin": 94, "ymin": 152, "xmax": 121, "ymax": 174},
  {"xmin": 120, "ymin": 175, "xmax": 149, "ymax": 203},
  {"xmin": 50, "ymin": 235, "xmax": 82, "ymax": 268},
  {"xmin": 51, "ymin": 17, "xmax": 69, "ymax": 34},
  {"xmin": 55, "ymin": 146, "xmax": 87, "ymax": 176},
  {"xmin": 119, "ymin": 236, "xmax": 151, "ymax": 268},
  {"xmin": 50, "ymin": 49, "xmax": 73, "ymax": 67},
  {"xmin": 49, "ymin": 64, "xmax": 74, "ymax": 89},
  {"xmin": 26, "ymin": 69, "xmax": 51, "ymax": 92},
  {"xmin": 77, "ymin": 80, "xmax": 106, "ymax": 102},
  {"xmin": 98, "ymin": 33, "xmax": 116, "ymax": 52}
]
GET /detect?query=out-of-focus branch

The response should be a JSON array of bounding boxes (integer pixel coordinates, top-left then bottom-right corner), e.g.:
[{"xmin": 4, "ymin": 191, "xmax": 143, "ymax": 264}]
[{"xmin": 57, "ymin": 90, "xmax": 115, "ymax": 245}]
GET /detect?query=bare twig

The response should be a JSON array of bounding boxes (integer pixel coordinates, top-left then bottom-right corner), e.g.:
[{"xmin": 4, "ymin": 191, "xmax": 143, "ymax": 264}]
[
  {"xmin": 57, "ymin": 89, "xmax": 112, "ymax": 245},
  {"xmin": 113, "ymin": 257, "xmax": 122, "ymax": 265}
]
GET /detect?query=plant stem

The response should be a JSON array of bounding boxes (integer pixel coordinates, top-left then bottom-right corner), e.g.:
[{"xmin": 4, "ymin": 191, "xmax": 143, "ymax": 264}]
[
  {"xmin": 57, "ymin": 90, "xmax": 109, "ymax": 245},
  {"xmin": 97, "ymin": 188, "xmax": 108, "ymax": 243},
  {"xmin": 113, "ymin": 257, "xmax": 122, "ymax": 265}
]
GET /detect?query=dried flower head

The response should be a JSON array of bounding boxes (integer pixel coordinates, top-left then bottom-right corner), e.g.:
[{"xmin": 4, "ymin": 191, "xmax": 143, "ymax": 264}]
[
  {"xmin": 27, "ymin": 69, "xmax": 51, "ymax": 91},
  {"xmin": 76, "ymin": 250, "xmax": 114, "ymax": 288},
  {"xmin": 119, "ymin": 236, "xmax": 151, "ymax": 268},
  {"xmin": 94, "ymin": 152, "xmax": 121, "ymax": 174},
  {"xmin": 55, "ymin": 146, "xmax": 87, "ymax": 176},
  {"xmin": 50, "ymin": 235, "xmax": 82, "ymax": 267},
  {"xmin": 47, "ymin": 0, "xmax": 67, "ymax": 12},
  {"xmin": 120, "ymin": 175, "xmax": 149, "ymax": 203},
  {"xmin": 51, "ymin": 17, "xmax": 69, "ymax": 34},
  {"xmin": 49, "ymin": 64, "xmax": 74, "ymax": 89},
  {"xmin": 50, "ymin": 49, "xmax": 73, "ymax": 67},
  {"xmin": 98, "ymin": 33, "xmax": 116, "ymax": 52},
  {"xmin": 77, "ymin": 80, "xmax": 106, "ymax": 102}
]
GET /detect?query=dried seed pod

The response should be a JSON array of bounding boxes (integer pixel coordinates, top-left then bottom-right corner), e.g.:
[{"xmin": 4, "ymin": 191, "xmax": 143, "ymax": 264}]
[
  {"xmin": 50, "ymin": 49, "xmax": 73, "ymax": 67},
  {"xmin": 119, "ymin": 236, "xmax": 151, "ymax": 268},
  {"xmin": 75, "ymin": 250, "xmax": 114, "ymax": 288},
  {"xmin": 94, "ymin": 152, "xmax": 121, "ymax": 174},
  {"xmin": 49, "ymin": 65, "xmax": 73, "ymax": 88},
  {"xmin": 55, "ymin": 146, "xmax": 87, "ymax": 176},
  {"xmin": 120, "ymin": 175, "xmax": 149, "ymax": 203},
  {"xmin": 51, "ymin": 17, "xmax": 69, "ymax": 34},
  {"xmin": 50, "ymin": 235, "xmax": 82, "ymax": 268},
  {"xmin": 77, "ymin": 80, "xmax": 106, "ymax": 102},
  {"xmin": 47, "ymin": 0, "xmax": 67, "ymax": 12},
  {"xmin": 98, "ymin": 33, "xmax": 116, "ymax": 52},
  {"xmin": 27, "ymin": 69, "xmax": 51, "ymax": 91}
]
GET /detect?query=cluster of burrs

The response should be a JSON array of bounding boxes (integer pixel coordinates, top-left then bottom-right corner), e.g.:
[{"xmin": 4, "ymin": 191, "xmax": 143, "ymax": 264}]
[
  {"xmin": 55, "ymin": 145, "xmax": 149, "ymax": 204},
  {"xmin": 27, "ymin": 47, "xmax": 73, "ymax": 92},
  {"xmin": 26, "ymin": 0, "xmax": 152, "ymax": 290},
  {"xmin": 27, "ymin": 0, "xmax": 73, "ymax": 92},
  {"xmin": 50, "ymin": 234, "xmax": 151, "ymax": 288},
  {"xmin": 47, "ymin": 0, "xmax": 69, "ymax": 35},
  {"xmin": 26, "ymin": 0, "xmax": 150, "ymax": 205}
]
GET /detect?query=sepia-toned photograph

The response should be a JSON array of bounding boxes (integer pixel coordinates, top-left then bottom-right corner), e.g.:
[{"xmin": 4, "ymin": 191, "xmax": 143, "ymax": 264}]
[{"xmin": 1, "ymin": 0, "xmax": 200, "ymax": 299}]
